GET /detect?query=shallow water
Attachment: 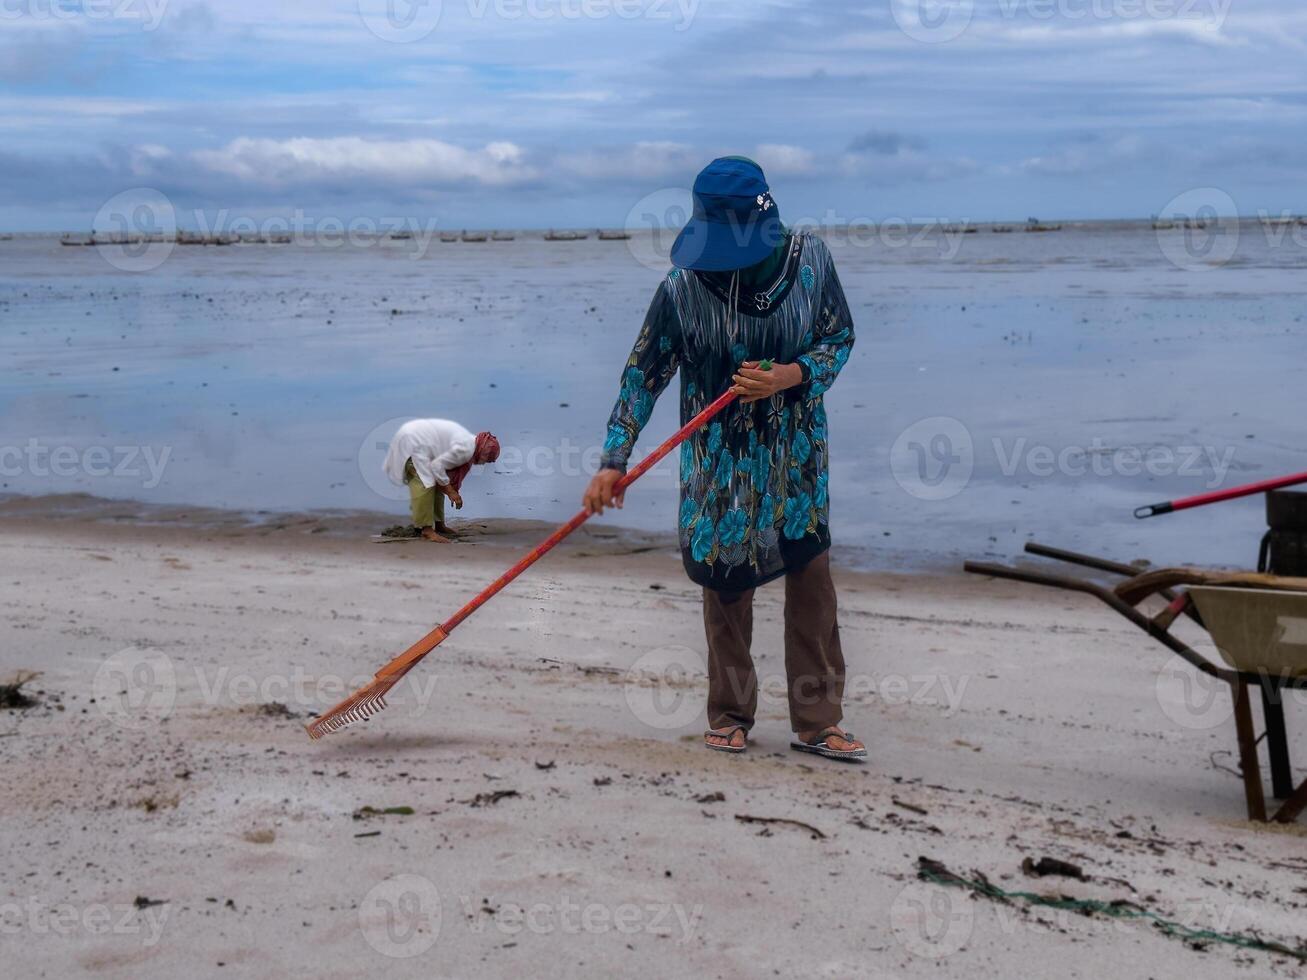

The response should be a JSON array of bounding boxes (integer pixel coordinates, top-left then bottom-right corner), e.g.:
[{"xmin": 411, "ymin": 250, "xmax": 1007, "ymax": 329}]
[{"xmin": 2, "ymin": 222, "xmax": 1305, "ymax": 571}]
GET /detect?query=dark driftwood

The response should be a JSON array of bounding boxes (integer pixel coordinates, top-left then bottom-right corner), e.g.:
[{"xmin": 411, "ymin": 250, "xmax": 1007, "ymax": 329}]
[
  {"xmin": 734, "ymin": 814, "xmax": 827, "ymax": 839},
  {"xmin": 0, "ymin": 670, "xmax": 39, "ymax": 710}
]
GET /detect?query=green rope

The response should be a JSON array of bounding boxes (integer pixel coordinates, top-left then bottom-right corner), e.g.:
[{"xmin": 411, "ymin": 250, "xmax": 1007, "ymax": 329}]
[{"xmin": 917, "ymin": 861, "xmax": 1307, "ymax": 962}]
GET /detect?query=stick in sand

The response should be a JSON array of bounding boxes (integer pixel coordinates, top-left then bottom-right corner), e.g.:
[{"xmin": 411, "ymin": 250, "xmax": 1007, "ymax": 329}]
[
  {"xmin": 305, "ymin": 366, "xmax": 771, "ymax": 740},
  {"xmin": 1134, "ymin": 470, "xmax": 1307, "ymax": 519}
]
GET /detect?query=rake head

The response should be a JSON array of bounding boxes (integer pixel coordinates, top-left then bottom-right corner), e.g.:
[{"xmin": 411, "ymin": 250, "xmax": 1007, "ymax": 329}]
[
  {"xmin": 305, "ymin": 628, "xmax": 445, "ymax": 740},
  {"xmin": 304, "ymin": 674, "xmax": 402, "ymax": 739}
]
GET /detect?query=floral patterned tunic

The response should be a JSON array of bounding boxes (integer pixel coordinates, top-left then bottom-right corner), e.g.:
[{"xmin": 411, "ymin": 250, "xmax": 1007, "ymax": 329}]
[{"xmin": 599, "ymin": 232, "xmax": 855, "ymax": 591}]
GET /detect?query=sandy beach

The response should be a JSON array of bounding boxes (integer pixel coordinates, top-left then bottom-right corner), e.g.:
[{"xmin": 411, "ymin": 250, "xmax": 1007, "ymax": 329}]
[
  {"xmin": 2, "ymin": 496, "xmax": 1304, "ymax": 978},
  {"xmin": 8, "ymin": 1, "xmax": 1307, "ymax": 977}
]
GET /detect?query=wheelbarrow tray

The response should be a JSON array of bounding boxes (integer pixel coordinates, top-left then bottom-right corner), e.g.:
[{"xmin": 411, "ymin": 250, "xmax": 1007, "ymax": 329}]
[{"xmin": 1188, "ymin": 586, "xmax": 1307, "ymax": 680}]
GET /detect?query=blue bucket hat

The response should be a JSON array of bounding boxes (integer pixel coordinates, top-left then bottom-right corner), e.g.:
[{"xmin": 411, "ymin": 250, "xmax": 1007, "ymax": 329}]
[{"xmin": 670, "ymin": 157, "xmax": 783, "ymax": 272}]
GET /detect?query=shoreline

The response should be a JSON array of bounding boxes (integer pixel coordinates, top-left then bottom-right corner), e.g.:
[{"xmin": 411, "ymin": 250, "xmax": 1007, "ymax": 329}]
[{"xmin": 0, "ymin": 491, "xmax": 964, "ymax": 576}]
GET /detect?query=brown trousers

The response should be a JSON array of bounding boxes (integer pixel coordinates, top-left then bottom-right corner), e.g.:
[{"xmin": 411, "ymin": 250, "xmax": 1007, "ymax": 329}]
[{"xmin": 702, "ymin": 552, "xmax": 845, "ymax": 733}]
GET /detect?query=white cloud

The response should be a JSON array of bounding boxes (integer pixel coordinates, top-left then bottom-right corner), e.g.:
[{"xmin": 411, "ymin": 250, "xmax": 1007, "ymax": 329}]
[
  {"xmin": 838, "ymin": 146, "xmax": 981, "ymax": 184},
  {"xmin": 753, "ymin": 143, "xmax": 817, "ymax": 177},
  {"xmin": 514, "ymin": 90, "xmax": 619, "ymax": 104},
  {"xmin": 554, "ymin": 141, "xmax": 699, "ymax": 182},
  {"xmin": 995, "ymin": 18, "xmax": 1240, "ymax": 46},
  {"xmin": 190, "ymin": 137, "xmax": 535, "ymax": 186},
  {"xmin": 1019, "ymin": 134, "xmax": 1149, "ymax": 177},
  {"xmin": 0, "ymin": 95, "xmax": 155, "ymax": 118},
  {"xmin": 129, "ymin": 143, "xmax": 173, "ymax": 176}
]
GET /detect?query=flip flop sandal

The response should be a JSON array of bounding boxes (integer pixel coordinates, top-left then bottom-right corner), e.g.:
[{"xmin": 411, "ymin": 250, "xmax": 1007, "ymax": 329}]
[
  {"xmin": 791, "ymin": 727, "xmax": 867, "ymax": 762},
  {"xmin": 704, "ymin": 725, "xmax": 748, "ymax": 754}
]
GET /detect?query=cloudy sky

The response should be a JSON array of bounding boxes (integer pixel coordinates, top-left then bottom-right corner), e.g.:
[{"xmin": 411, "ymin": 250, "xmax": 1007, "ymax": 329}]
[{"xmin": 2, "ymin": 0, "xmax": 1304, "ymax": 230}]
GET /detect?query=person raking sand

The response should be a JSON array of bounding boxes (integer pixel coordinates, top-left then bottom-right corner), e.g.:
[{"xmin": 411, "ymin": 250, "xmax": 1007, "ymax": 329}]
[{"xmin": 583, "ymin": 157, "xmax": 865, "ymax": 761}]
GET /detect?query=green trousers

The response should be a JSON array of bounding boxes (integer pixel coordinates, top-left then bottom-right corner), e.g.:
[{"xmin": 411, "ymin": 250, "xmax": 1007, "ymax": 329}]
[{"xmin": 404, "ymin": 460, "xmax": 445, "ymax": 528}]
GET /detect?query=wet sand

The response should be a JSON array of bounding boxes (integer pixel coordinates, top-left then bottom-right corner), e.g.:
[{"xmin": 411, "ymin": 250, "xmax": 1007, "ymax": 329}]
[
  {"xmin": 4, "ymin": 225, "xmax": 1307, "ymax": 572},
  {"xmin": 1, "ymin": 499, "xmax": 1305, "ymax": 978}
]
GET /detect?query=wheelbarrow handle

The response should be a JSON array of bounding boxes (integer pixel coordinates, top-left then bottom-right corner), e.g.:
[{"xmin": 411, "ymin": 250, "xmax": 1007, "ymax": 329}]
[
  {"xmin": 1134, "ymin": 502, "xmax": 1174, "ymax": 520},
  {"xmin": 1135, "ymin": 469, "xmax": 1307, "ymax": 519}
]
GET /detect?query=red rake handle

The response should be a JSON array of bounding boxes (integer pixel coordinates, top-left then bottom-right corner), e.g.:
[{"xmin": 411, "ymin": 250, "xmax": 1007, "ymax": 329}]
[
  {"xmin": 1134, "ymin": 470, "xmax": 1307, "ymax": 519},
  {"xmin": 399, "ymin": 388, "xmax": 739, "ymax": 656}
]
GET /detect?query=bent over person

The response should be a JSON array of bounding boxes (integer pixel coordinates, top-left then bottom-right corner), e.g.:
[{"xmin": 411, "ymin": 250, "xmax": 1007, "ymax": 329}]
[
  {"xmin": 384, "ymin": 419, "xmax": 500, "ymax": 542},
  {"xmin": 583, "ymin": 157, "xmax": 863, "ymax": 760}
]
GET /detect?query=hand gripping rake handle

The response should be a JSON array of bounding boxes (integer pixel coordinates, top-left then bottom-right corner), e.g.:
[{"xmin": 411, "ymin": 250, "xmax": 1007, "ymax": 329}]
[
  {"xmin": 306, "ymin": 385, "xmax": 743, "ymax": 739},
  {"xmin": 1134, "ymin": 469, "xmax": 1307, "ymax": 519}
]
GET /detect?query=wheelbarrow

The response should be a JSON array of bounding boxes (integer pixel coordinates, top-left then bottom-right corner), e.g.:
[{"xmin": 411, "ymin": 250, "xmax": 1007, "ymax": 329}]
[{"xmin": 966, "ymin": 543, "xmax": 1307, "ymax": 824}]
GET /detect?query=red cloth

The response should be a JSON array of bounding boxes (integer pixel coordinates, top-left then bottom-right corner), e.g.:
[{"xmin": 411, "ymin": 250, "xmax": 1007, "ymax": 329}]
[{"xmin": 447, "ymin": 432, "xmax": 499, "ymax": 492}]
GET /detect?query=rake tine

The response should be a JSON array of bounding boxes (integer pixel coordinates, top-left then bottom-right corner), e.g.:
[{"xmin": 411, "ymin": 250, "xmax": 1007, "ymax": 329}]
[
  {"xmin": 306, "ymin": 679, "xmax": 391, "ymax": 739},
  {"xmin": 305, "ymin": 656, "xmax": 425, "ymax": 738}
]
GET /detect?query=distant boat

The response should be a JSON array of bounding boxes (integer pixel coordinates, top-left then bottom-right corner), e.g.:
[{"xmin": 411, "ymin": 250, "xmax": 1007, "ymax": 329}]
[
  {"xmin": 1025, "ymin": 218, "xmax": 1062, "ymax": 232},
  {"xmin": 0, "ymin": 234, "xmax": 12, "ymax": 241},
  {"xmin": 460, "ymin": 231, "xmax": 488, "ymax": 243},
  {"xmin": 491, "ymin": 232, "xmax": 515, "ymax": 241},
  {"xmin": 544, "ymin": 230, "xmax": 582, "ymax": 241},
  {"xmin": 1152, "ymin": 219, "xmax": 1176, "ymax": 230},
  {"xmin": 176, "ymin": 232, "xmax": 233, "ymax": 245},
  {"xmin": 597, "ymin": 230, "xmax": 631, "ymax": 241},
  {"xmin": 991, "ymin": 226, "xmax": 1013, "ymax": 233},
  {"xmin": 64, "ymin": 234, "xmax": 161, "ymax": 246},
  {"xmin": 389, "ymin": 231, "xmax": 414, "ymax": 241},
  {"xmin": 440, "ymin": 234, "xmax": 458, "ymax": 243}
]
